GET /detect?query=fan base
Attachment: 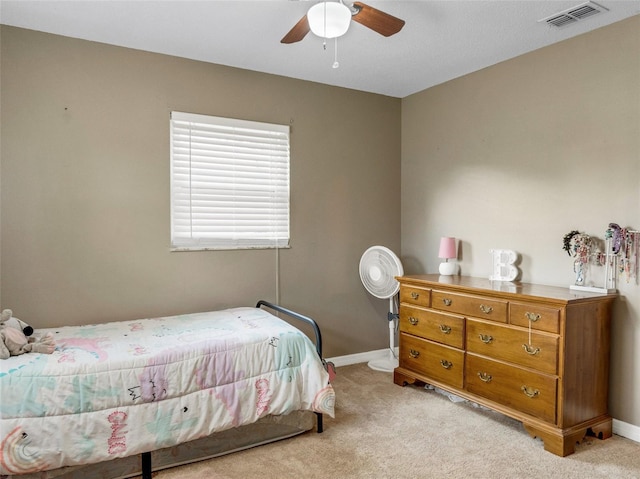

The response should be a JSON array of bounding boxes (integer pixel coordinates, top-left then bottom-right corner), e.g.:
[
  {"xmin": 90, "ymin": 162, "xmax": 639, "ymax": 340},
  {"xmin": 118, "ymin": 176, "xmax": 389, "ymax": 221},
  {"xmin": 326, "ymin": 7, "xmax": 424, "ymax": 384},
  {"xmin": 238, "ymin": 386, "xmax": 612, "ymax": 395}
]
[{"xmin": 368, "ymin": 356, "xmax": 399, "ymax": 373}]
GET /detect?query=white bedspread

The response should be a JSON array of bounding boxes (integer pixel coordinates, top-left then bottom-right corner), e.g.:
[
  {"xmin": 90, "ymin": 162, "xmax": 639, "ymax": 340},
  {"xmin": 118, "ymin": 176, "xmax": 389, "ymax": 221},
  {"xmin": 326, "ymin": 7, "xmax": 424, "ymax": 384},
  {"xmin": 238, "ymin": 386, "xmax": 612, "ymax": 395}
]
[{"xmin": 0, "ymin": 307, "xmax": 335, "ymax": 475}]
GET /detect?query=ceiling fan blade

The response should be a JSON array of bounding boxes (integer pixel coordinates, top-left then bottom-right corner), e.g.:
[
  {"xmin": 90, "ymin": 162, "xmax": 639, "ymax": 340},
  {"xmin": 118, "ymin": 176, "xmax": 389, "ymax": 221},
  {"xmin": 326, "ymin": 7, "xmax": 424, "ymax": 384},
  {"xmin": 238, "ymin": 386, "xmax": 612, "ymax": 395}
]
[
  {"xmin": 352, "ymin": 2, "xmax": 405, "ymax": 37},
  {"xmin": 281, "ymin": 14, "xmax": 310, "ymax": 44}
]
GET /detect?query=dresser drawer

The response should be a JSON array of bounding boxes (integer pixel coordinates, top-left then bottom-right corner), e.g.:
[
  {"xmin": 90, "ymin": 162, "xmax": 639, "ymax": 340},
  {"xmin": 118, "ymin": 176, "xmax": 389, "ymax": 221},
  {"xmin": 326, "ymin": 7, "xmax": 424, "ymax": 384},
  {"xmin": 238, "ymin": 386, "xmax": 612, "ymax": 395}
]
[
  {"xmin": 466, "ymin": 319, "xmax": 559, "ymax": 375},
  {"xmin": 509, "ymin": 302, "xmax": 561, "ymax": 334},
  {"xmin": 399, "ymin": 333, "xmax": 464, "ymax": 389},
  {"xmin": 466, "ymin": 354, "xmax": 557, "ymax": 423},
  {"xmin": 400, "ymin": 285, "xmax": 431, "ymax": 308},
  {"xmin": 400, "ymin": 306, "xmax": 464, "ymax": 349},
  {"xmin": 431, "ymin": 290, "xmax": 507, "ymax": 323}
]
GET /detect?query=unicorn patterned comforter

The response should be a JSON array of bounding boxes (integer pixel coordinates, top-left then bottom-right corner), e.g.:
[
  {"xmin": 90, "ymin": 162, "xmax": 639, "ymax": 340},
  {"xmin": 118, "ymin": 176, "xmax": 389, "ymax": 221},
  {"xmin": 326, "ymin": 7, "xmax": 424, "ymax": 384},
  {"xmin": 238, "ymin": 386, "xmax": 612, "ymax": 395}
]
[{"xmin": 0, "ymin": 307, "xmax": 335, "ymax": 475}]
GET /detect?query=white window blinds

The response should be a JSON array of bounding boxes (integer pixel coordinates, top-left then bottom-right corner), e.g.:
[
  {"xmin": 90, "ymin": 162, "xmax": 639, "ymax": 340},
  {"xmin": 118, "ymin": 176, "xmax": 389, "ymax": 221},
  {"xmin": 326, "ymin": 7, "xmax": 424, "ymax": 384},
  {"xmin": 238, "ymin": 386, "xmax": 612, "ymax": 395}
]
[{"xmin": 170, "ymin": 111, "xmax": 290, "ymax": 250}]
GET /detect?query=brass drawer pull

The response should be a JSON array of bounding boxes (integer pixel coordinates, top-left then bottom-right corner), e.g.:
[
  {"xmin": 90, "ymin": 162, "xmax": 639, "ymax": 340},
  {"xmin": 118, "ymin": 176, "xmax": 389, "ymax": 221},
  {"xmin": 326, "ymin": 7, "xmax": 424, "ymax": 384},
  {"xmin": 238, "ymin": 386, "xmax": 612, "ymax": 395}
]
[
  {"xmin": 480, "ymin": 304, "xmax": 493, "ymax": 314},
  {"xmin": 522, "ymin": 344, "xmax": 541, "ymax": 355},
  {"xmin": 411, "ymin": 292, "xmax": 420, "ymax": 300},
  {"xmin": 479, "ymin": 334, "xmax": 493, "ymax": 344},
  {"xmin": 521, "ymin": 386, "xmax": 540, "ymax": 398},
  {"xmin": 442, "ymin": 298, "xmax": 452, "ymax": 306},
  {"xmin": 440, "ymin": 359, "xmax": 453, "ymax": 369},
  {"xmin": 477, "ymin": 372, "xmax": 492, "ymax": 383},
  {"xmin": 409, "ymin": 349, "xmax": 420, "ymax": 359},
  {"xmin": 439, "ymin": 324, "xmax": 452, "ymax": 334},
  {"xmin": 525, "ymin": 312, "xmax": 541, "ymax": 322},
  {"xmin": 408, "ymin": 316, "xmax": 419, "ymax": 326}
]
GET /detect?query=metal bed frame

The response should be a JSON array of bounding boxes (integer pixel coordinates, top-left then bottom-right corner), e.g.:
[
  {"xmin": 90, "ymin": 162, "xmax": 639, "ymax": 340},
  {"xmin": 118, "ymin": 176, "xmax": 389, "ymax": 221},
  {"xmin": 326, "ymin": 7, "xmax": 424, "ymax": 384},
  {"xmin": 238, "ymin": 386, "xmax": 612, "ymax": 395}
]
[{"xmin": 139, "ymin": 300, "xmax": 326, "ymax": 479}]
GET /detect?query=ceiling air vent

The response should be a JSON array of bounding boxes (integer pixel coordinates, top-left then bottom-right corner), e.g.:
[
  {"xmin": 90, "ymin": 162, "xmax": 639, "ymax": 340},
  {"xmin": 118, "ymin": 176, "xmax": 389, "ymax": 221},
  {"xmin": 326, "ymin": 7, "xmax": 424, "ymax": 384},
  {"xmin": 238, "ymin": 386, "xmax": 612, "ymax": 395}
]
[{"xmin": 539, "ymin": 1, "xmax": 609, "ymax": 28}]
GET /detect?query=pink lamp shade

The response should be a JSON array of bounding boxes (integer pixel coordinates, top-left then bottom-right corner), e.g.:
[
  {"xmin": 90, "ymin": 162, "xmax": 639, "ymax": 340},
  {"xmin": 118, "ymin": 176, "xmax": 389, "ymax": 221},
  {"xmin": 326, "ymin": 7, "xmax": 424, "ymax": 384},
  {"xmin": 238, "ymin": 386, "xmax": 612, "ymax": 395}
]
[{"xmin": 438, "ymin": 237, "xmax": 457, "ymax": 259}]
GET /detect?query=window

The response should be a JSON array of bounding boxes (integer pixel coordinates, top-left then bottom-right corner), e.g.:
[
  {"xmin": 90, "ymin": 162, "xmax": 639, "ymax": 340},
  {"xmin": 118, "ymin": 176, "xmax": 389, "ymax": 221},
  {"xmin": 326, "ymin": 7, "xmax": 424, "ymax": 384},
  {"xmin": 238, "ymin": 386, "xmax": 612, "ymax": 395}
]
[{"xmin": 170, "ymin": 111, "xmax": 290, "ymax": 250}]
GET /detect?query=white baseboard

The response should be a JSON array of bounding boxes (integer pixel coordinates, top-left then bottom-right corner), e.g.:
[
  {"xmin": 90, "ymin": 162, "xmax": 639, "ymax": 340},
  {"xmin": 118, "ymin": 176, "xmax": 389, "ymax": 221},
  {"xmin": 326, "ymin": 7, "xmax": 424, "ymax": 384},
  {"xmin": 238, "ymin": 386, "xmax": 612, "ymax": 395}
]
[
  {"xmin": 613, "ymin": 418, "xmax": 640, "ymax": 443},
  {"xmin": 327, "ymin": 350, "xmax": 640, "ymax": 445},
  {"xmin": 328, "ymin": 348, "xmax": 398, "ymax": 368}
]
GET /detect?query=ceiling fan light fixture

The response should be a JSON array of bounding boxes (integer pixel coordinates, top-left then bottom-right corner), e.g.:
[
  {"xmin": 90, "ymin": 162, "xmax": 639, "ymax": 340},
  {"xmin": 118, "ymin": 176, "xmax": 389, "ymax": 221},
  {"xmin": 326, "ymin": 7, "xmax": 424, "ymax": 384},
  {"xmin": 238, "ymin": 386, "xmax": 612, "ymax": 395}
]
[{"xmin": 307, "ymin": 2, "xmax": 351, "ymax": 39}]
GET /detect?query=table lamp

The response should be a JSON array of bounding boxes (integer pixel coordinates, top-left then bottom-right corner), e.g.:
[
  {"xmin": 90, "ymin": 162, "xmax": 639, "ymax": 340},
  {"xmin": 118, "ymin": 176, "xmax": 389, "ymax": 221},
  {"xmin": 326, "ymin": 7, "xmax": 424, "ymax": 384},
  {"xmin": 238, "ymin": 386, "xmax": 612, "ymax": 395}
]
[{"xmin": 438, "ymin": 237, "xmax": 457, "ymax": 275}]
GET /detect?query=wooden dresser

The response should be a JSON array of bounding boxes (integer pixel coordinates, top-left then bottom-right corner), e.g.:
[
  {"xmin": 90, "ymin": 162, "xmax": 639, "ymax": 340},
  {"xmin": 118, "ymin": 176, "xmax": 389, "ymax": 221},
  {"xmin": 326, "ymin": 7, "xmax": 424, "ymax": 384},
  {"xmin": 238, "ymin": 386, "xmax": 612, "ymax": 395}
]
[{"xmin": 393, "ymin": 274, "xmax": 616, "ymax": 456}]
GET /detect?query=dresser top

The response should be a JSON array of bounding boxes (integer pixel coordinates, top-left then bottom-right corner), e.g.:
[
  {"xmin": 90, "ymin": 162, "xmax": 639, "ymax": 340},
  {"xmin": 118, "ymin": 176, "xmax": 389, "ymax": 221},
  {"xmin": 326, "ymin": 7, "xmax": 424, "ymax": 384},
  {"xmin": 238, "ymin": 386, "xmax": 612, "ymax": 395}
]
[{"xmin": 397, "ymin": 275, "xmax": 617, "ymax": 304}]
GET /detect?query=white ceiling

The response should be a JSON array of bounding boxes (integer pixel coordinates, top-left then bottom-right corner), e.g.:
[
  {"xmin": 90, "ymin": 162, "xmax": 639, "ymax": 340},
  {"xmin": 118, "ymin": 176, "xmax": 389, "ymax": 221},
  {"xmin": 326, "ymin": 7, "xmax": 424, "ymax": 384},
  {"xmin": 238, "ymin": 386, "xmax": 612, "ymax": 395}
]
[{"xmin": 1, "ymin": 0, "xmax": 638, "ymax": 98}]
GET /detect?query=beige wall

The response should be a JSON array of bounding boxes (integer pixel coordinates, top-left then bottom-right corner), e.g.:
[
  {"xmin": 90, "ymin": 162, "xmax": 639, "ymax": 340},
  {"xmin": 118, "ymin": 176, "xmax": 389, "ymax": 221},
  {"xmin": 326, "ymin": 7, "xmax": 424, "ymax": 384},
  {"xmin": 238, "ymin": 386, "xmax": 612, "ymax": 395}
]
[
  {"xmin": 0, "ymin": 26, "xmax": 401, "ymax": 358},
  {"xmin": 402, "ymin": 16, "xmax": 640, "ymax": 427}
]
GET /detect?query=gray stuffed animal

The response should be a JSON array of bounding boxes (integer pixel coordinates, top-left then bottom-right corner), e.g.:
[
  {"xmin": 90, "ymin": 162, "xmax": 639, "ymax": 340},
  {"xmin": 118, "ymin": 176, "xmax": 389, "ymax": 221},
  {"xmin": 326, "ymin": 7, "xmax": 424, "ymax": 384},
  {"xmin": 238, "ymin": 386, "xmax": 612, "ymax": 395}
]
[{"xmin": 0, "ymin": 309, "xmax": 55, "ymax": 359}]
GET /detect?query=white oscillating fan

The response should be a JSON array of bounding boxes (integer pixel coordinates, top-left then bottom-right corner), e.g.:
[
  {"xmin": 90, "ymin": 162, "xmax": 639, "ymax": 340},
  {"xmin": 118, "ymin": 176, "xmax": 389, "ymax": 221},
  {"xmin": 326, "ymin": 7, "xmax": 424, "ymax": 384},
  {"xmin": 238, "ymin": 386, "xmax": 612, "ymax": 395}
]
[{"xmin": 359, "ymin": 245, "xmax": 404, "ymax": 372}]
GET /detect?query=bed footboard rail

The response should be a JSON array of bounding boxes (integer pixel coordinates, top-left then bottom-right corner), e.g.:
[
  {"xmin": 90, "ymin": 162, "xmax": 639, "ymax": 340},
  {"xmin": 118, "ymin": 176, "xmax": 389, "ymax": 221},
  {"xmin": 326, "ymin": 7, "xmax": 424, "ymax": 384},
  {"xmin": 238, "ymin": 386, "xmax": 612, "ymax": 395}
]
[
  {"xmin": 255, "ymin": 300, "xmax": 323, "ymax": 358},
  {"xmin": 256, "ymin": 300, "xmax": 327, "ymax": 435}
]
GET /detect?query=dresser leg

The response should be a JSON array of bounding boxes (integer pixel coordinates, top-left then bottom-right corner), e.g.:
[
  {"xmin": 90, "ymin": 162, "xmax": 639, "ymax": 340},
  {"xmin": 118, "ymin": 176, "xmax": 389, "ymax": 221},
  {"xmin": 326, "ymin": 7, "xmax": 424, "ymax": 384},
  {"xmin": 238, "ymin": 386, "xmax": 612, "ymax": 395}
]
[
  {"xmin": 523, "ymin": 416, "xmax": 612, "ymax": 457},
  {"xmin": 587, "ymin": 419, "xmax": 612, "ymax": 440},
  {"xmin": 523, "ymin": 424, "xmax": 577, "ymax": 456},
  {"xmin": 393, "ymin": 369, "xmax": 422, "ymax": 387}
]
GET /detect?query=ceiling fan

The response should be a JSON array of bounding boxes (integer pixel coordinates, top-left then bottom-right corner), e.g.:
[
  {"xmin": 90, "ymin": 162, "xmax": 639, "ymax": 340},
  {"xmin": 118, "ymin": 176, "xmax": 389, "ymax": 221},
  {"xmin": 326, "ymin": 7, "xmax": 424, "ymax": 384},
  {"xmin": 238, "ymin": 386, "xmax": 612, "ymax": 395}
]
[{"xmin": 281, "ymin": 1, "xmax": 406, "ymax": 44}]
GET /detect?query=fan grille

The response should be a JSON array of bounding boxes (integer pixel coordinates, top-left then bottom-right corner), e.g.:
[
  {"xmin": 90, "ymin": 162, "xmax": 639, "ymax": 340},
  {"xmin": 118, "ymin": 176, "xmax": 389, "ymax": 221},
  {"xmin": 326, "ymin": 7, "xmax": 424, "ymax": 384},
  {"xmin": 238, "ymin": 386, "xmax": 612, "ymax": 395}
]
[{"xmin": 359, "ymin": 246, "xmax": 404, "ymax": 299}]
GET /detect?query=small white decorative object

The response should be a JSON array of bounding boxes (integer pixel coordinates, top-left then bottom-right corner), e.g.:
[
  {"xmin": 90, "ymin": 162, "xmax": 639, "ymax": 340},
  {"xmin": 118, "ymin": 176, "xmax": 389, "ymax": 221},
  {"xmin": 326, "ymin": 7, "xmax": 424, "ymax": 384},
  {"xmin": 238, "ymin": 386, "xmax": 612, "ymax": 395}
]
[{"xmin": 489, "ymin": 249, "xmax": 518, "ymax": 281}]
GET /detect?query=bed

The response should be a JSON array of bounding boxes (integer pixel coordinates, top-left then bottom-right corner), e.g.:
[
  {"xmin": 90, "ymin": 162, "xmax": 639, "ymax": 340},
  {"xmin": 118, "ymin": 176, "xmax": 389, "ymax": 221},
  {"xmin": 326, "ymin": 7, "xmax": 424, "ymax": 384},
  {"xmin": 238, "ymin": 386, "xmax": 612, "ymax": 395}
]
[{"xmin": 0, "ymin": 301, "xmax": 335, "ymax": 479}]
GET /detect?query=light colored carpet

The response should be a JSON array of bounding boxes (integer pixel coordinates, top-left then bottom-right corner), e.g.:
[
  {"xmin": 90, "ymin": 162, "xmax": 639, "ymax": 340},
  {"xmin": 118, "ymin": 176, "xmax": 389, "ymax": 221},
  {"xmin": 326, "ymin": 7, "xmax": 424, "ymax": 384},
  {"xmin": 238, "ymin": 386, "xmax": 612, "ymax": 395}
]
[{"xmin": 148, "ymin": 363, "xmax": 640, "ymax": 479}]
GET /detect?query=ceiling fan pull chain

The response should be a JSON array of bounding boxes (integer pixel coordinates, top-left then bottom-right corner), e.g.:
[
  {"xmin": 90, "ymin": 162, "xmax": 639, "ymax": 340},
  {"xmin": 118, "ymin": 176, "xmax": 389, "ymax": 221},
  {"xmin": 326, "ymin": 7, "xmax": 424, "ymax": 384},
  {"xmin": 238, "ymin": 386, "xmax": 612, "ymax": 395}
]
[{"xmin": 333, "ymin": 37, "xmax": 340, "ymax": 69}]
